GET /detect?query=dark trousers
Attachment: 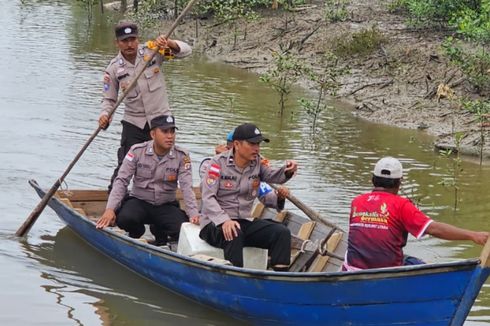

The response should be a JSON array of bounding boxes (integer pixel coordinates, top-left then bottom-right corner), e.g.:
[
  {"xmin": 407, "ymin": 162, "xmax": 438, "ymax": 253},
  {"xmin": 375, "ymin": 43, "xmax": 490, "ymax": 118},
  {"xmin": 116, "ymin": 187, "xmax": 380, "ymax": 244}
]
[
  {"xmin": 199, "ymin": 219, "xmax": 291, "ymax": 268},
  {"xmin": 116, "ymin": 197, "xmax": 188, "ymax": 243},
  {"xmin": 109, "ymin": 121, "xmax": 151, "ymax": 191}
]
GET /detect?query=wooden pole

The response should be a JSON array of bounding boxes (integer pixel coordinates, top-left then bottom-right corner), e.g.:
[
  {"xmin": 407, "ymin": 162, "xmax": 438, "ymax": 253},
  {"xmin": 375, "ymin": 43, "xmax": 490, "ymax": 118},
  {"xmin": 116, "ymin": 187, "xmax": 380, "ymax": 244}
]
[
  {"xmin": 15, "ymin": 0, "xmax": 200, "ymax": 237},
  {"xmin": 480, "ymin": 236, "xmax": 490, "ymax": 267},
  {"xmin": 268, "ymin": 184, "xmax": 339, "ymax": 229}
]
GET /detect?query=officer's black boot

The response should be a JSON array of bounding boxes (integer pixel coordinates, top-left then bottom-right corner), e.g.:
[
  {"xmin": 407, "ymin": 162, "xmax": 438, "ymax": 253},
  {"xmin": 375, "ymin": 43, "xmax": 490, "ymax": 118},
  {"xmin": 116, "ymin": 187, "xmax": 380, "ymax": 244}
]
[{"xmin": 149, "ymin": 224, "xmax": 168, "ymax": 246}]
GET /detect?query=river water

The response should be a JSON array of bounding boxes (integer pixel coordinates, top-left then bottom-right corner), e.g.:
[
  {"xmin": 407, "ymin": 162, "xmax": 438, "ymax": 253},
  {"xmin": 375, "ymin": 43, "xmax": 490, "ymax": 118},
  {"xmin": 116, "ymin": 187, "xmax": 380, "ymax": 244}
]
[{"xmin": 0, "ymin": 0, "xmax": 489, "ymax": 325}]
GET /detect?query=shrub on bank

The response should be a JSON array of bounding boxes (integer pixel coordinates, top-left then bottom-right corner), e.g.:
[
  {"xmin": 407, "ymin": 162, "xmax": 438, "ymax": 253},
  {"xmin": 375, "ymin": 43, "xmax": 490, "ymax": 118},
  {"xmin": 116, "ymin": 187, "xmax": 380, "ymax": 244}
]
[{"xmin": 331, "ymin": 26, "xmax": 386, "ymax": 58}]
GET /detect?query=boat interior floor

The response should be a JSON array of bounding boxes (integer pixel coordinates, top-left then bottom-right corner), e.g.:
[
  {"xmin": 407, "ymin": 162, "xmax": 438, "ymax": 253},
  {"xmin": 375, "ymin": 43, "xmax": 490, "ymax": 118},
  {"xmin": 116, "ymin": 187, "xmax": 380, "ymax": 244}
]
[{"xmin": 54, "ymin": 189, "xmax": 347, "ymax": 272}]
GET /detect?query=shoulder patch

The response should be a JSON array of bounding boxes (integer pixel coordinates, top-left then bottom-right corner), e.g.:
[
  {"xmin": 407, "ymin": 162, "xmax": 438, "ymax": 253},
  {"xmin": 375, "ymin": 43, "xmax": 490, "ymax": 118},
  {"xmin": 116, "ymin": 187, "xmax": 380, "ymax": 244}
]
[
  {"xmin": 183, "ymin": 155, "xmax": 191, "ymax": 170},
  {"xmin": 125, "ymin": 152, "xmax": 135, "ymax": 162},
  {"xmin": 103, "ymin": 72, "xmax": 111, "ymax": 83},
  {"xmin": 208, "ymin": 163, "xmax": 221, "ymax": 179},
  {"xmin": 205, "ymin": 163, "xmax": 220, "ymax": 188}
]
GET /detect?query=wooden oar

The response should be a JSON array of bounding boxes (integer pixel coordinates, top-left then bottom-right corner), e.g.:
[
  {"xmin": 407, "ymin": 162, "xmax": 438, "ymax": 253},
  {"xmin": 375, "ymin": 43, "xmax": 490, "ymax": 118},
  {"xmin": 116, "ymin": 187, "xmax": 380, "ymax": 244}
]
[
  {"xmin": 272, "ymin": 184, "xmax": 345, "ymax": 270},
  {"xmin": 268, "ymin": 183, "xmax": 339, "ymax": 229},
  {"xmin": 15, "ymin": 0, "xmax": 200, "ymax": 237}
]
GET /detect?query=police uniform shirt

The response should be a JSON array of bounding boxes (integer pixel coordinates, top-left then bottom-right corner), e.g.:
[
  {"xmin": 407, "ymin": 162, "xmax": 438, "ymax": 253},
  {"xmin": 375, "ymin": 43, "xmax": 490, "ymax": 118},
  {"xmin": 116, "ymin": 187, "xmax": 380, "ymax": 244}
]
[
  {"xmin": 199, "ymin": 157, "xmax": 281, "ymax": 213},
  {"xmin": 200, "ymin": 150, "xmax": 290, "ymax": 228},
  {"xmin": 107, "ymin": 141, "xmax": 199, "ymax": 218},
  {"xmin": 100, "ymin": 41, "xmax": 192, "ymax": 129}
]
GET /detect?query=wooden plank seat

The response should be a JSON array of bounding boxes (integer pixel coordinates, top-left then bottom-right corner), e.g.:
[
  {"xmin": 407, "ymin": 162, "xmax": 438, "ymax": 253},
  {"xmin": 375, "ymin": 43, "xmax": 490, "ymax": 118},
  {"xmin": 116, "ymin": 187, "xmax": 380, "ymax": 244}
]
[
  {"xmin": 177, "ymin": 222, "xmax": 268, "ymax": 270},
  {"xmin": 251, "ymin": 202, "xmax": 289, "ymax": 223},
  {"xmin": 307, "ymin": 230, "xmax": 344, "ymax": 272},
  {"xmin": 248, "ymin": 202, "xmax": 343, "ymax": 272},
  {"xmin": 288, "ymin": 221, "xmax": 316, "ymax": 272},
  {"xmin": 287, "ymin": 222, "xmax": 345, "ymax": 273}
]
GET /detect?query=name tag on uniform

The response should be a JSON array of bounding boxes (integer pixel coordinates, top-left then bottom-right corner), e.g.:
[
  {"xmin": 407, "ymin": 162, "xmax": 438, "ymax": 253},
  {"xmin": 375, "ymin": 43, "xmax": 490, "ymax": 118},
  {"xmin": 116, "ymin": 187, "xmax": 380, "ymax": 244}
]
[
  {"xmin": 220, "ymin": 175, "xmax": 237, "ymax": 180},
  {"xmin": 117, "ymin": 73, "xmax": 129, "ymax": 80}
]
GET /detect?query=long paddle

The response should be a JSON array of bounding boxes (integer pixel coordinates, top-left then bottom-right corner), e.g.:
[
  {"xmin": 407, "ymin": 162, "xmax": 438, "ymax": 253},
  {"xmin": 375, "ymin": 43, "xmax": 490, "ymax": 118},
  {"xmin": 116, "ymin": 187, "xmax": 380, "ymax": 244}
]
[
  {"xmin": 269, "ymin": 184, "xmax": 344, "ymax": 266},
  {"xmin": 16, "ymin": 0, "xmax": 200, "ymax": 237},
  {"xmin": 268, "ymin": 183, "xmax": 339, "ymax": 229}
]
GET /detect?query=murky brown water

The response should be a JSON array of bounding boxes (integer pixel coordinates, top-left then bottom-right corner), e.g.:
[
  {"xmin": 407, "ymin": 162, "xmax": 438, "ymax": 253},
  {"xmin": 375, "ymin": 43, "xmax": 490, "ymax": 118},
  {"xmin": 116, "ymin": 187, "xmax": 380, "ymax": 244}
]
[{"xmin": 1, "ymin": 0, "xmax": 489, "ymax": 324}]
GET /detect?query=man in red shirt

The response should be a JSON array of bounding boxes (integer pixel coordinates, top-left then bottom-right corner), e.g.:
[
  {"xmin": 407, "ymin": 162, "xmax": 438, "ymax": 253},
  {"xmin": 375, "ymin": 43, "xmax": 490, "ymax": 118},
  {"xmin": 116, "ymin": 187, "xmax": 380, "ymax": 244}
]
[{"xmin": 344, "ymin": 157, "xmax": 489, "ymax": 271}]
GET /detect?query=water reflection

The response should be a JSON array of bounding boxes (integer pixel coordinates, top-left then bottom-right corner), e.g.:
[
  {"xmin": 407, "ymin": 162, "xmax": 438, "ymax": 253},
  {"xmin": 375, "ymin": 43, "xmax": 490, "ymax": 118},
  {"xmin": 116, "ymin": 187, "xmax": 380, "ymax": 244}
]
[
  {"xmin": 1, "ymin": 0, "xmax": 489, "ymax": 324},
  {"xmin": 21, "ymin": 228, "xmax": 245, "ymax": 325}
]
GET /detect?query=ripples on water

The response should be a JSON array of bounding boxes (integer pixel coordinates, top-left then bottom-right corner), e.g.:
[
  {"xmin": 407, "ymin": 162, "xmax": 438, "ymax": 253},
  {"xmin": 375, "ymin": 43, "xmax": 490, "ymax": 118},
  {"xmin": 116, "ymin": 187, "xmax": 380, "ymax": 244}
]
[{"xmin": 1, "ymin": 0, "xmax": 489, "ymax": 325}]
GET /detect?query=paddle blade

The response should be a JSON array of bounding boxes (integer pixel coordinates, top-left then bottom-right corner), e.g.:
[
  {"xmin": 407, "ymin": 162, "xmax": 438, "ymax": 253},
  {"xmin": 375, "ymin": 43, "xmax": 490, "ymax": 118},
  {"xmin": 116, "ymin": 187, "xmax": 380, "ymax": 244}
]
[{"xmin": 16, "ymin": 179, "xmax": 61, "ymax": 237}]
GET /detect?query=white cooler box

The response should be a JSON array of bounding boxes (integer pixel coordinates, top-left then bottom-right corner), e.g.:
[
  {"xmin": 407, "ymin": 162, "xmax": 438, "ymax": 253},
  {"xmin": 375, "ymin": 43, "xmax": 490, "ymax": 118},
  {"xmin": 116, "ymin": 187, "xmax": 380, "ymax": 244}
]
[{"xmin": 177, "ymin": 222, "xmax": 268, "ymax": 270}]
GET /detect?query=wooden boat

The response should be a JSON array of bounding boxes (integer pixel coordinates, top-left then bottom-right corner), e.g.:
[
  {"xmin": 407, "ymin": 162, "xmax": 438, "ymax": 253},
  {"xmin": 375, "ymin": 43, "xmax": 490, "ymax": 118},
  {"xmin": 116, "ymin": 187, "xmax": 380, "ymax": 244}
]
[{"xmin": 29, "ymin": 179, "xmax": 490, "ymax": 325}]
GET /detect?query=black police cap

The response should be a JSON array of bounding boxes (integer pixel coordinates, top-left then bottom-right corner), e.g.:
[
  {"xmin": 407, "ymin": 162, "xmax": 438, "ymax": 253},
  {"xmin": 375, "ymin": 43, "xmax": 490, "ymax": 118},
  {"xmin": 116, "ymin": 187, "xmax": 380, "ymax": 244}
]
[
  {"xmin": 150, "ymin": 115, "xmax": 178, "ymax": 130},
  {"xmin": 232, "ymin": 123, "xmax": 270, "ymax": 143},
  {"xmin": 115, "ymin": 21, "xmax": 138, "ymax": 40}
]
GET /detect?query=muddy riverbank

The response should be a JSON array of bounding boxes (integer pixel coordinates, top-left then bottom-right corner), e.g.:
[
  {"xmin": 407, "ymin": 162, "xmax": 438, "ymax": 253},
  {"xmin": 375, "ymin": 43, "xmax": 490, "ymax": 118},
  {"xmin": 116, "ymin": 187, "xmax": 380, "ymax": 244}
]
[{"xmin": 163, "ymin": 0, "xmax": 490, "ymax": 159}]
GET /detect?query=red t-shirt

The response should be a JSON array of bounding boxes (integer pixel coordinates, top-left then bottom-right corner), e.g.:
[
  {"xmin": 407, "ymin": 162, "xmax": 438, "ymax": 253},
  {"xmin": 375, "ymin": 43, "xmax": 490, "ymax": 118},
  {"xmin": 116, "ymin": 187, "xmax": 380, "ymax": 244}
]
[{"xmin": 346, "ymin": 191, "xmax": 433, "ymax": 269}]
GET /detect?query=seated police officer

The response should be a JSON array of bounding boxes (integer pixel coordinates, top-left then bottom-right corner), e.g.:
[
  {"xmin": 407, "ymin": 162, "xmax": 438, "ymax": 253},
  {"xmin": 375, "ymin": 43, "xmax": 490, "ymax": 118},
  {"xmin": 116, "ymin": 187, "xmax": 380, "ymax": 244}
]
[
  {"xmin": 96, "ymin": 115, "xmax": 199, "ymax": 246},
  {"xmin": 199, "ymin": 129, "xmax": 289, "ymax": 212},
  {"xmin": 199, "ymin": 123, "xmax": 298, "ymax": 271}
]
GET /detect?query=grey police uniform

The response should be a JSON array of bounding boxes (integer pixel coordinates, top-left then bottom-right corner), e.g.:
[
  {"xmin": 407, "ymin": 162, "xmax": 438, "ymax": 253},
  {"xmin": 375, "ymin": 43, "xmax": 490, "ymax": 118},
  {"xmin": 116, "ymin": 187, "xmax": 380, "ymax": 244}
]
[
  {"xmin": 101, "ymin": 41, "xmax": 192, "ymax": 190},
  {"xmin": 107, "ymin": 140, "xmax": 198, "ymax": 242},
  {"xmin": 101, "ymin": 42, "xmax": 191, "ymax": 128},
  {"xmin": 199, "ymin": 150, "xmax": 292, "ymax": 268},
  {"xmin": 199, "ymin": 157, "xmax": 284, "ymax": 212}
]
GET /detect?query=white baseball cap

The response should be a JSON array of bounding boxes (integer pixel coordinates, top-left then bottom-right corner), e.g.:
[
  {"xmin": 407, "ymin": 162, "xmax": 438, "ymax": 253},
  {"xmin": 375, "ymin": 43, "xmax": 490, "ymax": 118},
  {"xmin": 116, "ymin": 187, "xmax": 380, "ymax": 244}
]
[{"xmin": 373, "ymin": 157, "xmax": 403, "ymax": 179}]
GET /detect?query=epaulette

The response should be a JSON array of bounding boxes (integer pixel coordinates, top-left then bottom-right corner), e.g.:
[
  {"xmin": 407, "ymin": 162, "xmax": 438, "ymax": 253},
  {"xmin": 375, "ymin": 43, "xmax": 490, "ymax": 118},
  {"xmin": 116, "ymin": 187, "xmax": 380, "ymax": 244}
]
[
  {"xmin": 217, "ymin": 150, "xmax": 234, "ymax": 165},
  {"xmin": 108, "ymin": 56, "xmax": 119, "ymax": 67},
  {"xmin": 130, "ymin": 141, "xmax": 150, "ymax": 153},
  {"xmin": 174, "ymin": 144, "xmax": 190, "ymax": 156}
]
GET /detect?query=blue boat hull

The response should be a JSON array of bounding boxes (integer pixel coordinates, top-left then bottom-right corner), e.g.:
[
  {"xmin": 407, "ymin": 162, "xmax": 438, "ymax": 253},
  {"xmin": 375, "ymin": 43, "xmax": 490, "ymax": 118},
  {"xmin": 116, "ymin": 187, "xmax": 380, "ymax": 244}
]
[{"xmin": 31, "ymin": 182, "xmax": 490, "ymax": 325}]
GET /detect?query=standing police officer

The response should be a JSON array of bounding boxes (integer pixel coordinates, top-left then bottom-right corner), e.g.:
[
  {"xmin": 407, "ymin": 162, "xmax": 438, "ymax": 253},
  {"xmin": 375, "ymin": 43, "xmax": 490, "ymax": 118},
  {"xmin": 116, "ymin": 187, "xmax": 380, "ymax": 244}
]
[
  {"xmin": 99, "ymin": 21, "xmax": 192, "ymax": 189},
  {"xmin": 96, "ymin": 115, "xmax": 199, "ymax": 246},
  {"xmin": 200, "ymin": 123, "xmax": 298, "ymax": 270}
]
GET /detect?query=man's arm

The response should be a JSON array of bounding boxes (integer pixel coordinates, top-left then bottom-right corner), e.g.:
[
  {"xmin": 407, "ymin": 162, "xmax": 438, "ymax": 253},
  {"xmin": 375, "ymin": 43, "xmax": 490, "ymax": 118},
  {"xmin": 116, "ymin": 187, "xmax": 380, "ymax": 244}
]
[
  {"xmin": 425, "ymin": 222, "xmax": 489, "ymax": 245},
  {"xmin": 178, "ymin": 154, "xmax": 199, "ymax": 223},
  {"xmin": 201, "ymin": 159, "xmax": 231, "ymax": 226},
  {"xmin": 275, "ymin": 186, "xmax": 289, "ymax": 211},
  {"xmin": 96, "ymin": 150, "xmax": 136, "ymax": 229},
  {"xmin": 99, "ymin": 64, "xmax": 119, "ymax": 129},
  {"xmin": 258, "ymin": 183, "xmax": 288, "ymax": 212},
  {"xmin": 260, "ymin": 159, "xmax": 298, "ymax": 184},
  {"xmin": 155, "ymin": 35, "xmax": 192, "ymax": 58}
]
